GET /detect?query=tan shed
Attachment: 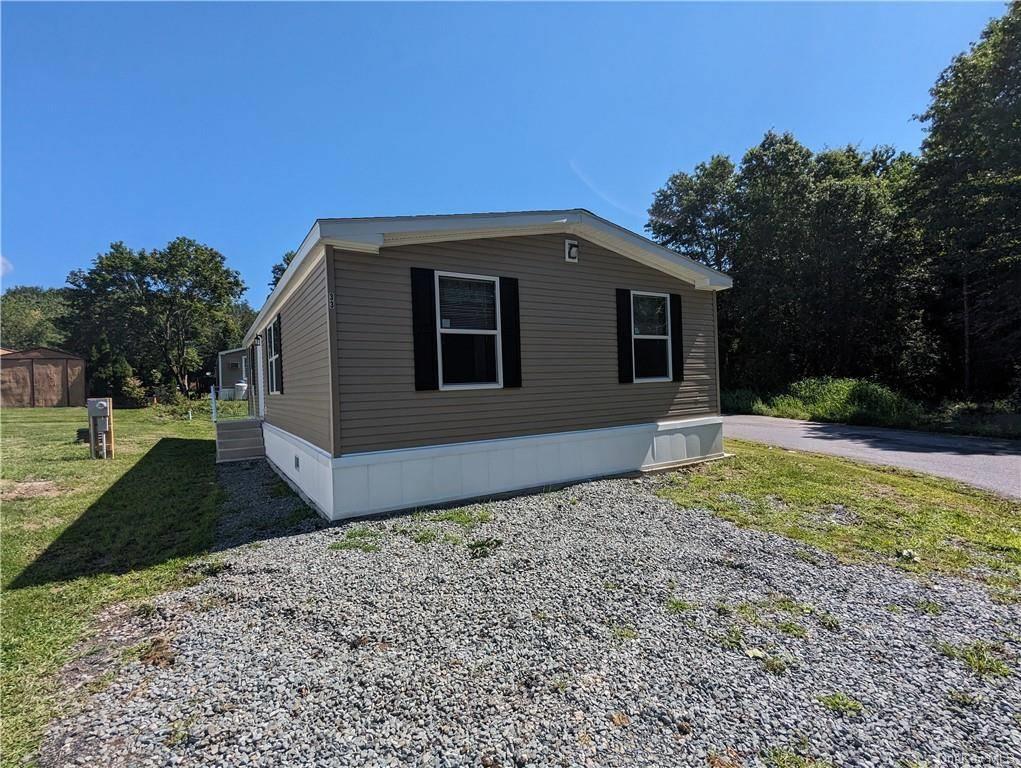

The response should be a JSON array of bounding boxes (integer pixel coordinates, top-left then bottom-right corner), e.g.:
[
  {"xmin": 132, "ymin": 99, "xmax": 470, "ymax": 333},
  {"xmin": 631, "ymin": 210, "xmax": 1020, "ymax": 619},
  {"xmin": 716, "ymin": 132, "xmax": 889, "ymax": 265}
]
[{"xmin": 0, "ymin": 347, "xmax": 86, "ymax": 407}]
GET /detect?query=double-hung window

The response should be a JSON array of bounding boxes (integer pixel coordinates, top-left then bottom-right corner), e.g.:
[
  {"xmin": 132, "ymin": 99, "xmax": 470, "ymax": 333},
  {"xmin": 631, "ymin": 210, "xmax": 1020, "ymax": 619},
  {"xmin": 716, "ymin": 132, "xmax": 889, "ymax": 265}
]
[
  {"xmin": 631, "ymin": 291, "xmax": 672, "ymax": 382},
  {"xmin": 266, "ymin": 321, "xmax": 281, "ymax": 394},
  {"xmin": 435, "ymin": 272, "xmax": 502, "ymax": 389}
]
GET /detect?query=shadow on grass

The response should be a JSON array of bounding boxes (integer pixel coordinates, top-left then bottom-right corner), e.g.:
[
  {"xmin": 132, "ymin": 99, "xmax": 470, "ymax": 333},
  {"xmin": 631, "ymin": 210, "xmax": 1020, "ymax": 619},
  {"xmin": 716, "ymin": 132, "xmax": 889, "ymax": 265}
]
[{"xmin": 8, "ymin": 438, "xmax": 221, "ymax": 590}]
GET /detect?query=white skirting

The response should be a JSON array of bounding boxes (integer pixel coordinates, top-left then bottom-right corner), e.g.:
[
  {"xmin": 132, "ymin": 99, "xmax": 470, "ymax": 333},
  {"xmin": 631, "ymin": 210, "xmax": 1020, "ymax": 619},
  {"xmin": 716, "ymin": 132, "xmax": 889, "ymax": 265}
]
[
  {"xmin": 262, "ymin": 422, "xmax": 334, "ymax": 517},
  {"xmin": 262, "ymin": 416, "xmax": 724, "ymax": 521}
]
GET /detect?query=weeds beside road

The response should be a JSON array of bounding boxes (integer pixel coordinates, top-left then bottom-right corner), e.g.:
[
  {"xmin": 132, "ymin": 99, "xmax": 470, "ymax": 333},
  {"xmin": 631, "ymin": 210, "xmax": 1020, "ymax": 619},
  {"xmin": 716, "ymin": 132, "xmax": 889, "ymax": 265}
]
[{"xmin": 724, "ymin": 377, "xmax": 1021, "ymax": 439}]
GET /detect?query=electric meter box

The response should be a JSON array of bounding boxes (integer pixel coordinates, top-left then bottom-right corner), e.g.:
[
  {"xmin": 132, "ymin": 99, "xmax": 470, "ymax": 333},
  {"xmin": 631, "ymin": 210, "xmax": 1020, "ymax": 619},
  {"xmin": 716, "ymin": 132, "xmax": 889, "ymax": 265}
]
[
  {"xmin": 87, "ymin": 397, "xmax": 115, "ymax": 460},
  {"xmin": 88, "ymin": 399, "xmax": 110, "ymax": 432}
]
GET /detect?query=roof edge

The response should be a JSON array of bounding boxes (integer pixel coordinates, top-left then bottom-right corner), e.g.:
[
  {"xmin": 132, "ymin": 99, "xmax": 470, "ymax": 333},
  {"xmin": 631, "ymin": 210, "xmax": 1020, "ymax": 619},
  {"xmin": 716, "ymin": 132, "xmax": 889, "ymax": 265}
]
[{"xmin": 242, "ymin": 209, "xmax": 731, "ymax": 346}]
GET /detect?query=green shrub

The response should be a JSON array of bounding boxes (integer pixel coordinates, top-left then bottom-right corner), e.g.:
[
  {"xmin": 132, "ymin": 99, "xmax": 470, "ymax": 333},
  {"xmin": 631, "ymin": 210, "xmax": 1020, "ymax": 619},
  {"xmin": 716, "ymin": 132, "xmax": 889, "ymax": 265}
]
[
  {"xmin": 119, "ymin": 376, "xmax": 149, "ymax": 408},
  {"xmin": 787, "ymin": 377, "xmax": 922, "ymax": 427},
  {"xmin": 722, "ymin": 389, "xmax": 765, "ymax": 414},
  {"xmin": 765, "ymin": 394, "xmax": 811, "ymax": 420},
  {"xmin": 746, "ymin": 378, "xmax": 924, "ymax": 429}
]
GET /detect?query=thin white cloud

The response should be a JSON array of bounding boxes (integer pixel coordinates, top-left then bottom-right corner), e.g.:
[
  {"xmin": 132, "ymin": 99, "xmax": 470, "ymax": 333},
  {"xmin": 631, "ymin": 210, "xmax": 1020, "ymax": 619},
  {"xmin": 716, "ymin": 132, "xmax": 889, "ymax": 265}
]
[
  {"xmin": 0, "ymin": 255, "xmax": 12, "ymax": 279},
  {"xmin": 567, "ymin": 158, "xmax": 647, "ymax": 220}
]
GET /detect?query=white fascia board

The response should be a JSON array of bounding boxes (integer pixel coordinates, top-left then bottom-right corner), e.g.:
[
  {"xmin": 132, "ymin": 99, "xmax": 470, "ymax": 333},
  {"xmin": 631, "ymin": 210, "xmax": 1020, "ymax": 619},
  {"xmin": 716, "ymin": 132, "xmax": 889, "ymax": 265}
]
[
  {"xmin": 572, "ymin": 212, "xmax": 732, "ymax": 290},
  {"xmin": 363, "ymin": 210, "xmax": 731, "ymax": 291}
]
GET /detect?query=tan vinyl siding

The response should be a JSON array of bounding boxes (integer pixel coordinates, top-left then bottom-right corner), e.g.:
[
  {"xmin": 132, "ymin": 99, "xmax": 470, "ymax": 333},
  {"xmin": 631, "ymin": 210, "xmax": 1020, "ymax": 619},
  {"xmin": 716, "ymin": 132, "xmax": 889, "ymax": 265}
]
[
  {"xmin": 259, "ymin": 256, "xmax": 332, "ymax": 452},
  {"xmin": 333, "ymin": 233, "xmax": 719, "ymax": 455}
]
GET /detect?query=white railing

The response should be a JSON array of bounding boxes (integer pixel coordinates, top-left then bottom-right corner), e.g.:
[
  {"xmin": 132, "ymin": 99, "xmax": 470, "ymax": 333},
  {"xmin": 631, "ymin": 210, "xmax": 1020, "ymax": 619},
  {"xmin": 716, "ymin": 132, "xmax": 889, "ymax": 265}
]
[{"xmin": 210, "ymin": 385, "xmax": 218, "ymax": 422}]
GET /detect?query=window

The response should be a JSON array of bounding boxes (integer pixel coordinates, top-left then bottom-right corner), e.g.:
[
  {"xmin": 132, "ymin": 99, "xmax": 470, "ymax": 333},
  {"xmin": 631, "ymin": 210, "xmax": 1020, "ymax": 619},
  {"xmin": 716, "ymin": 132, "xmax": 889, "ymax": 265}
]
[
  {"xmin": 229, "ymin": 361, "xmax": 240, "ymax": 370},
  {"xmin": 435, "ymin": 272, "xmax": 502, "ymax": 389},
  {"xmin": 266, "ymin": 321, "xmax": 281, "ymax": 393},
  {"xmin": 631, "ymin": 291, "xmax": 671, "ymax": 382}
]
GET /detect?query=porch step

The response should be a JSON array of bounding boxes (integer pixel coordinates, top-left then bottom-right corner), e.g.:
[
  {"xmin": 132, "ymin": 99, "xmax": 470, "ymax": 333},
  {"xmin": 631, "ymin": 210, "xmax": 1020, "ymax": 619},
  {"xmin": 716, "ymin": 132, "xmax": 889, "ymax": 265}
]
[
  {"xmin": 215, "ymin": 419, "xmax": 265, "ymax": 463},
  {"xmin": 216, "ymin": 445, "xmax": 265, "ymax": 463},
  {"xmin": 216, "ymin": 419, "xmax": 262, "ymax": 433},
  {"xmin": 217, "ymin": 435, "xmax": 264, "ymax": 451}
]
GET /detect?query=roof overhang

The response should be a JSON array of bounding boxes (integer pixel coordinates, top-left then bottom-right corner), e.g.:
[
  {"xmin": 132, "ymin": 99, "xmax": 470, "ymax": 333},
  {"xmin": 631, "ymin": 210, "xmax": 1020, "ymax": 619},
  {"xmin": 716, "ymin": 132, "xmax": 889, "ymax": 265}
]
[{"xmin": 243, "ymin": 209, "xmax": 731, "ymax": 346}]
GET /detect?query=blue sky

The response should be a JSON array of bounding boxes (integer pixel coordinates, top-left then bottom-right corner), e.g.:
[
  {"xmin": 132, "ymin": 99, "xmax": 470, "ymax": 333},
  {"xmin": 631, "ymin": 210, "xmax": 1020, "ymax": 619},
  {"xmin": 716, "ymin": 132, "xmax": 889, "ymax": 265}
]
[{"xmin": 1, "ymin": 1, "xmax": 1004, "ymax": 305}]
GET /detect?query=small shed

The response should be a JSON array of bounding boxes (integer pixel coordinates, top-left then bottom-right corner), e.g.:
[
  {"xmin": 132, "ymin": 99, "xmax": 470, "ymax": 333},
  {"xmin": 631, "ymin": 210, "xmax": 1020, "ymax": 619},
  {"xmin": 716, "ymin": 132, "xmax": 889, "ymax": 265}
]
[
  {"xmin": 217, "ymin": 347, "xmax": 249, "ymax": 399},
  {"xmin": 0, "ymin": 347, "xmax": 86, "ymax": 407}
]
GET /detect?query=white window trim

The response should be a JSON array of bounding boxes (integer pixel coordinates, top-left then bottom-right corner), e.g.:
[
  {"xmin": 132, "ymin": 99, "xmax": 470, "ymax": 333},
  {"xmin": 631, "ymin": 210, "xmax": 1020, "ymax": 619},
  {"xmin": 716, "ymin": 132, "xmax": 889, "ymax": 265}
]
[
  {"xmin": 631, "ymin": 290, "xmax": 672, "ymax": 383},
  {"xmin": 267, "ymin": 322, "xmax": 281, "ymax": 394},
  {"xmin": 435, "ymin": 270, "xmax": 503, "ymax": 391}
]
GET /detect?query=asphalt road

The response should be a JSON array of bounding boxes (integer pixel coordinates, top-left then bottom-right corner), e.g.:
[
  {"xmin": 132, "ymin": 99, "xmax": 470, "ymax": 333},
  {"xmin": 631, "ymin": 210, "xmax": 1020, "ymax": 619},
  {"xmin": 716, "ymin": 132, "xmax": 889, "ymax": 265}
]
[{"xmin": 723, "ymin": 414, "xmax": 1021, "ymax": 499}]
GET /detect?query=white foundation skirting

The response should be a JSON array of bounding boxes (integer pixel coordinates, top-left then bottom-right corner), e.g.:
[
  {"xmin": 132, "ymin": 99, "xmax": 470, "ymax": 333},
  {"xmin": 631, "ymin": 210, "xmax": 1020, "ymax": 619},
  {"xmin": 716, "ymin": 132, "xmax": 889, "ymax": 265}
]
[
  {"xmin": 262, "ymin": 422, "xmax": 335, "ymax": 517},
  {"xmin": 263, "ymin": 416, "xmax": 724, "ymax": 521}
]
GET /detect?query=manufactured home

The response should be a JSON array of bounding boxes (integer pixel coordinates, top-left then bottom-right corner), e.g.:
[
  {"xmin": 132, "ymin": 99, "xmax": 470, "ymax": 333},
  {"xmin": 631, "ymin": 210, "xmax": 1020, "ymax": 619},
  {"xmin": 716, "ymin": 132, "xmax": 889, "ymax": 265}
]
[{"xmin": 228, "ymin": 210, "xmax": 732, "ymax": 520}]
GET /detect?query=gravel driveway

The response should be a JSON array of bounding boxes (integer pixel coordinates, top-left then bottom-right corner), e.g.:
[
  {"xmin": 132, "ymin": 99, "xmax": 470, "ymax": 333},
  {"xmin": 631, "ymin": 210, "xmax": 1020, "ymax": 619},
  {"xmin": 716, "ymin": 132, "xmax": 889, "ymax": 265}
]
[
  {"xmin": 724, "ymin": 415, "xmax": 1021, "ymax": 498},
  {"xmin": 39, "ymin": 461, "xmax": 1020, "ymax": 767}
]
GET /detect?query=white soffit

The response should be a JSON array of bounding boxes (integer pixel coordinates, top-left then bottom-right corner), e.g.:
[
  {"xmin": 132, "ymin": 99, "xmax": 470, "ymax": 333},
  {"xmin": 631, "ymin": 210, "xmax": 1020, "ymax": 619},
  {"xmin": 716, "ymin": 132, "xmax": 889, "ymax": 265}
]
[{"xmin": 244, "ymin": 209, "xmax": 731, "ymax": 346}]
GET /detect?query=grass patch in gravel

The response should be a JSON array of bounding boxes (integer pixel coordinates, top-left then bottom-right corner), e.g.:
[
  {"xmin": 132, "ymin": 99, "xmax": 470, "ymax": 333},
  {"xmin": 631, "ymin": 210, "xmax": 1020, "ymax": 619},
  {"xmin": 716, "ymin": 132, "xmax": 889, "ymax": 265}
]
[
  {"xmin": 947, "ymin": 689, "xmax": 984, "ymax": 708},
  {"xmin": 329, "ymin": 527, "xmax": 383, "ymax": 553},
  {"xmin": 936, "ymin": 640, "xmax": 1013, "ymax": 678},
  {"xmin": 658, "ymin": 439, "xmax": 1021, "ymax": 600},
  {"xmin": 719, "ymin": 625, "xmax": 745, "ymax": 650},
  {"xmin": 817, "ymin": 691, "xmax": 864, "ymax": 716},
  {"xmin": 665, "ymin": 597, "xmax": 696, "ymax": 614},
  {"xmin": 761, "ymin": 655, "xmax": 790, "ymax": 675},
  {"xmin": 913, "ymin": 599, "xmax": 944, "ymax": 615},
  {"xmin": 816, "ymin": 611, "xmax": 841, "ymax": 632},
  {"xmin": 609, "ymin": 624, "xmax": 638, "ymax": 641},
  {"xmin": 466, "ymin": 537, "xmax": 502, "ymax": 559},
  {"xmin": 1, "ymin": 407, "xmax": 222, "ymax": 768},
  {"xmin": 427, "ymin": 506, "xmax": 493, "ymax": 528},
  {"xmin": 777, "ymin": 620, "xmax": 808, "ymax": 638},
  {"xmin": 411, "ymin": 529, "xmax": 438, "ymax": 545},
  {"xmin": 763, "ymin": 747, "xmax": 833, "ymax": 768}
]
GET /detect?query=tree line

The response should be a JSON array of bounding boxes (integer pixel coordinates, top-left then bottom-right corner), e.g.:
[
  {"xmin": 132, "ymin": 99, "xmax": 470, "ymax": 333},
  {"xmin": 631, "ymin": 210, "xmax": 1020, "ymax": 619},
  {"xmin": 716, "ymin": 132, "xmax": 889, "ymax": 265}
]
[
  {"xmin": 647, "ymin": 3, "xmax": 1020, "ymax": 403},
  {"xmin": 0, "ymin": 239, "xmax": 297, "ymax": 403}
]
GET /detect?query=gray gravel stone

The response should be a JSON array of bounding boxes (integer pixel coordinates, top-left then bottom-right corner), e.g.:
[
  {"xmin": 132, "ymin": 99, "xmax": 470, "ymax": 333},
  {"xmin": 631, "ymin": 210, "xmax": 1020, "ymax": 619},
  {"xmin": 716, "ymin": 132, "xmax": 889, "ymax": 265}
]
[{"xmin": 36, "ymin": 460, "xmax": 1021, "ymax": 767}]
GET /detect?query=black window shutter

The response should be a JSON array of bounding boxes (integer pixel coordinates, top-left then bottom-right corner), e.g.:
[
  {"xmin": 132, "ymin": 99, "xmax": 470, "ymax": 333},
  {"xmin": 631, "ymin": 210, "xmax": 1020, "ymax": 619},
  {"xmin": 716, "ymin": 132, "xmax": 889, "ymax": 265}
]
[
  {"xmin": 499, "ymin": 276, "xmax": 521, "ymax": 388},
  {"xmin": 264, "ymin": 329, "xmax": 272, "ymax": 390},
  {"xmin": 670, "ymin": 294, "xmax": 684, "ymax": 382},
  {"xmin": 273, "ymin": 314, "xmax": 284, "ymax": 393},
  {"xmin": 616, "ymin": 289, "xmax": 634, "ymax": 384},
  {"xmin": 410, "ymin": 268, "xmax": 439, "ymax": 391}
]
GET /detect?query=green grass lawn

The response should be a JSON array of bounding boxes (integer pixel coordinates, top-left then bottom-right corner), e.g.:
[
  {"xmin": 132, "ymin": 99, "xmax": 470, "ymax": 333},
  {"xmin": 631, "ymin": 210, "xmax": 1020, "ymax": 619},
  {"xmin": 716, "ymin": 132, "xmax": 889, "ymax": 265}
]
[
  {"xmin": 1, "ymin": 407, "xmax": 222, "ymax": 768},
  {"xmin": 659, "ymin": 439, "xmax": 1021, "ymax": 601}
]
